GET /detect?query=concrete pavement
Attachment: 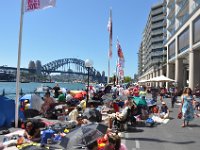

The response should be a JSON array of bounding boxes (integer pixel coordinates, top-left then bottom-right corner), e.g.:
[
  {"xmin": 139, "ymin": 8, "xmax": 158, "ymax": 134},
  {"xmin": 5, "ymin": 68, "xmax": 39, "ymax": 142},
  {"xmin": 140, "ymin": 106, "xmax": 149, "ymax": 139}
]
[{"xmin": 121, "ymin": 96, "xmax": 200, "ymax": 150}]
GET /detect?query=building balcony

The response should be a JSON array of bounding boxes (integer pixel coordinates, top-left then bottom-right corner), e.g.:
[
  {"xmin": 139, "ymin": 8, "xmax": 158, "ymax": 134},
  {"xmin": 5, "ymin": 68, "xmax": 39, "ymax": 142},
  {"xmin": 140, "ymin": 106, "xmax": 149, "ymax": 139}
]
[
  {"xmin": 176, "ymin": 0, "xmax": 189, "ymax": 18},
  {"xmin": 152, "ymin": 22, "xmax": 163, "ymax": 29},
  {"xmin": 151, "ymin": 43, "xmax": 163, "ymax": 49},
  {"xmin": 151, "ymin": 7, "xmax": 163, "ymax": 16},
  {"xmin": 163, "ymin": 20, "xmax": 167, "ymax": 27},
  {"xmin": 167, "ymin": 3, "xmax": 175, "ymax": 19},
  {"xmin": 151, "ymin": 28, "xmax": 163, "ymax": 35},
  {"xmin": 176, "ymin": 0, "xmax": 183, "ymax": 4},
  {"xmin": 152, "ymin": 36, "xmax": 163, "ymax": 43},
  {"xmin": 167, "ymin": 18, "xmax": 175, "ymax": 31},
  {"xmin": 152, "ymin": 15, "xmax": 165, "ymax": 22},
  {"xmin": 167, "ymin": 0, "xmax": 174, "ymax": 7},
  {"xmin": 191, "ymin": 0, "xmax": 200, "ymax": 13},
  {"xmin": 177, "ymin": 13, "xmax": 189, "ymax": 28},
  {"xmin": 151, "ymin": 51, "xmax": 164, "ymax": 57}
]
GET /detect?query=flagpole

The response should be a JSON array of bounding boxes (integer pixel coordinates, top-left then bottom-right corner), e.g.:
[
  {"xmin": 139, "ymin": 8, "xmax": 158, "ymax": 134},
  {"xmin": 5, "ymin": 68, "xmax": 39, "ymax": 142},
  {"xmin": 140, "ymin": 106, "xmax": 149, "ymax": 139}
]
[
  {"xmin": 116, "ymin": 59, "xmax": 118, "ymax": 85},
  {"xmin": 108, "ymin": 59, "xmax": 110, "ymax": 84},
  {"xmin": 107, "ymin": 8, "xmax": 112, "ymax": 84},
  {"xmin": 15, "ymin": 0, "xmax": 24, "ymax": 128}
]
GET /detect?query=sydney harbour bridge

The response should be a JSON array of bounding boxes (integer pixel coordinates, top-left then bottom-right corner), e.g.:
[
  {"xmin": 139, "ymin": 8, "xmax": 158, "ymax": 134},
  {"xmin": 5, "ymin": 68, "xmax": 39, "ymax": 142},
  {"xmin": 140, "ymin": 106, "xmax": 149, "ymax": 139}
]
[{"xmin": 0, "ymin": 58, "xmax": 106, "ymax": 83}]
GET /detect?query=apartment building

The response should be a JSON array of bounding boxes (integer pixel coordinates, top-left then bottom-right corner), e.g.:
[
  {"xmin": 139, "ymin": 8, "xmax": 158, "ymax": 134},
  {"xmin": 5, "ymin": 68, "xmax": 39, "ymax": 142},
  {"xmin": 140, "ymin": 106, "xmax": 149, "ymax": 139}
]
[
  {"xmin": 165, "ymin": 0, "xmax": 200, "ymax": 90},
  {"xmin": 138, "ymin": 1, "xmax": 167, "ymax": 85}
]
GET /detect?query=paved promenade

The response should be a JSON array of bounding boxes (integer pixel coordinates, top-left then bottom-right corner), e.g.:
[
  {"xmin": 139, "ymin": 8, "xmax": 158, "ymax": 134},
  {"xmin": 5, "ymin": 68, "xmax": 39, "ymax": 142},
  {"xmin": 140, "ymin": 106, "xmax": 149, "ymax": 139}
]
[{"xmin": 122, "ymin": 95, "xmax": 200, "ymax": 150}]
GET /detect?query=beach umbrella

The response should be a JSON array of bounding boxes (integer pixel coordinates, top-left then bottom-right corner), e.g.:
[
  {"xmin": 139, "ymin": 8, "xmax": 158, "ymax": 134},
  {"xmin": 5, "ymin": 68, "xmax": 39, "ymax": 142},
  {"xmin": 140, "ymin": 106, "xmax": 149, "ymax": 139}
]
[
  {"xmin": 60, "ymin": 87, "xmax": 67, "ymax": 94},
  {"xmin": 74, "ymin": 93, "xmax": 84, "ymax": 100},
  {"xmin": 115, "ymin": 95, "xmax": 128, "ymax": 101},
  {"xmin": 60, "ymin": 122, "xmax": 108, "ymax": 149},
  {"xmin": 132, "ymin": 97, "xmax": 147, "ymax": 106},
  {"xmin": 83, "ymin": 106, "xmax": 102, "ymax": 122},
  {"xmin": 102, "ymin": 95, "xmax": 113, "ymax": 101}
]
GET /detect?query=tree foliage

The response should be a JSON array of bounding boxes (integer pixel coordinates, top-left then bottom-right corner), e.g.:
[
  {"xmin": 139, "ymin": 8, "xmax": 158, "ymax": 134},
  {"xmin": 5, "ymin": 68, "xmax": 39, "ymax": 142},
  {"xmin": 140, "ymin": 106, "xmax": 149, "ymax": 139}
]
[{"xmin": 123, "ymin": 76, "xmax": 132, "ymax": 83}]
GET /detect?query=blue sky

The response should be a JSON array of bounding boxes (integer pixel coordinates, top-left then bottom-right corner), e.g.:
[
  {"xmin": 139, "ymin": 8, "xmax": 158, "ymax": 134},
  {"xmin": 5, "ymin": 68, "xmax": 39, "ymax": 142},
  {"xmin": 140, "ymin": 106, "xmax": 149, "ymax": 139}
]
[{"xmin": 0, "ymin": 0, "xmax": 161, "ymax": 77}]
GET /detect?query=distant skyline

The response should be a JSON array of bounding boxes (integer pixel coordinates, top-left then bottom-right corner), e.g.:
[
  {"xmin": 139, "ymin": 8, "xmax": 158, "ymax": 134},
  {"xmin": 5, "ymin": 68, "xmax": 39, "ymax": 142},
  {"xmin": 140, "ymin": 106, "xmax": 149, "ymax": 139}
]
[{"xmin": 0, "ymin": 0, "xmax": 161, "ymax": 77}]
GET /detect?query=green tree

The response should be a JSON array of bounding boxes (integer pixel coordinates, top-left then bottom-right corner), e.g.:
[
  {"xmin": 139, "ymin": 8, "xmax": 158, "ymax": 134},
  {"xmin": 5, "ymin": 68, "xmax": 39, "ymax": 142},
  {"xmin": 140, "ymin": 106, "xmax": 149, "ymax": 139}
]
[{"xmin": 123, "ymin": 76, "xmax": 132, "ymax": 83}]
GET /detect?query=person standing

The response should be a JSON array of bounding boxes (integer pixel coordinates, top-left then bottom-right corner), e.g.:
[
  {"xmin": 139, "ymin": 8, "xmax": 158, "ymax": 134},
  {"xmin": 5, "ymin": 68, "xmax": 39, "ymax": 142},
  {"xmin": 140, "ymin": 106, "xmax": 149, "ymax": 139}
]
[
  {"xmin": 52, "ymin": 83, "xmax": 60, "ymax": 98},
  {"xmin": 179, "ymin": 87, "xmax": 195, "ymax": 127},
  {"xmin": 171, "ymin": 87, "xmax": 178, "ymax": 108}
]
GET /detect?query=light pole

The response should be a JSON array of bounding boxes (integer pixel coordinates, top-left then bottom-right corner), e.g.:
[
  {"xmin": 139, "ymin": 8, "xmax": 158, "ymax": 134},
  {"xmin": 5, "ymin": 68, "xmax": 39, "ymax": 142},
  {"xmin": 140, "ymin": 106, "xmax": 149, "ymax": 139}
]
[
  {"xmin": 85, "ymin": 59, "xmax": 93, "ymax": 105},
  {"xmin": 113, "ymin": 71, "xmax": 116, "ymax": 86}
]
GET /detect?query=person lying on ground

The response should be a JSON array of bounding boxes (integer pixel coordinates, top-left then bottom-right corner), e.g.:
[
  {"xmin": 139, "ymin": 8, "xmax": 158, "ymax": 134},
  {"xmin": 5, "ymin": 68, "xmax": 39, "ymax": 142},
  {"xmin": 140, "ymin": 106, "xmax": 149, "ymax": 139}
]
[{"xmin": 23, "ymin": 120, "xmax": 41, "ymax": 142}]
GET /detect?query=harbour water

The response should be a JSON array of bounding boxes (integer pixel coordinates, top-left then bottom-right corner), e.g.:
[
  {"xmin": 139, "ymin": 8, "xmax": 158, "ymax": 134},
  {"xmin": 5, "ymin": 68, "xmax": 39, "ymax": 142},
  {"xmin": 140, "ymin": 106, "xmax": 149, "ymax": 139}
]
[{"xmin": 0, "ymin": 82, "xmax": 86, "ymax": 99}]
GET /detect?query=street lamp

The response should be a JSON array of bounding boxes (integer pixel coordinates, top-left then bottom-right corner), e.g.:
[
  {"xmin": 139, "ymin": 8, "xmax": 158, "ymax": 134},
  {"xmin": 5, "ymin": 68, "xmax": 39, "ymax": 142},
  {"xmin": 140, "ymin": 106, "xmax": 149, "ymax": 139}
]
[
  {"xmin": 85, "ymin": 59, "xmax": 93, "ymax": 104},
  {"xmin": 113, "ymin": 71, "xmax": 116, "ymax": 86}
]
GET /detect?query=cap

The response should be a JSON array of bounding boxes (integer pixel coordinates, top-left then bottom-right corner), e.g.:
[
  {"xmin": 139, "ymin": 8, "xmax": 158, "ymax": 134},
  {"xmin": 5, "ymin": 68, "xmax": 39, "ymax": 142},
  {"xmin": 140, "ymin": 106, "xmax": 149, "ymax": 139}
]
[{"xmin": 162, "ymin": 101, "xmax": 166, "ymax": 105}]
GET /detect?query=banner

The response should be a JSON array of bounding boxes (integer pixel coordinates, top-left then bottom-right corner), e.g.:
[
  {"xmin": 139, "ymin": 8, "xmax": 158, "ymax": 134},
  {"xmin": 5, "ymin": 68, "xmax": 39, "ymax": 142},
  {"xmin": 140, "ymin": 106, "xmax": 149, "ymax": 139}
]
[
  {"xmin": 24, "ymin": 0, "xmax": 56, "ymax": 12},
  {"xmin": 117, "ymin": 39, "xmax": 124, "ymax": 60}
]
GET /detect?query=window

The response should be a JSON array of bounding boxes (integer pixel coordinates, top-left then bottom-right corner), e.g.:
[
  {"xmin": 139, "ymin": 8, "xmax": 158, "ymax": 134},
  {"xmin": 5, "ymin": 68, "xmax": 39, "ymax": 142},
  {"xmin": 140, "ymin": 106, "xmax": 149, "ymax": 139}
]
[
  {"xmin": 193, "ymin": 15, "xmax": 200, "ymax": 44},
  {"xmin": 168, "ymin": 40, "xmax": 175, "ymax": 59},
  {"xmin": 178, "ymin": 27, "xmax": 189, "ymax": 53}
]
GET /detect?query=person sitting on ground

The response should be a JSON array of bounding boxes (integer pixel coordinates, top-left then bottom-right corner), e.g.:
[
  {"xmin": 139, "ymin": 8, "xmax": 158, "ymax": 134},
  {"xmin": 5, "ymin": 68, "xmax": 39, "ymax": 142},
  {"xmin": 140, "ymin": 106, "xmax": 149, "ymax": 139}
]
[
  {"xmin": 108, "ymin": 100, "xmax": 130, "ymax": 130},
  {"xmin": 158, "ymin": 101, "xmax": 170, "ymax": 119},
  {"xmin": 104, "ymin": 132, "xmax": 127, "ymax": 150},
  {"xmin": 57, "ymin": 90, "xmax": 66, "ymax": 102},
  {"xmin": 68, "ymin": 106, "xmax": 82, "ymax": 121},
  {"xmin": 115, "ymin": 100, "xmax": 130, "ymax": 121},
  {"xmin": 40, "ymin": 91, "xmax": 55, "ymax": 115},
  {"xmin": 23, "ymin": 120, "xmax": 41, "ymax": 142},
  {"xmin": 78, "ymin": 99, "xmax": 86, "ymax": 112},
  {"xmin": 66, "ymin": 90, "xmax": 73, "ymax": 102}
]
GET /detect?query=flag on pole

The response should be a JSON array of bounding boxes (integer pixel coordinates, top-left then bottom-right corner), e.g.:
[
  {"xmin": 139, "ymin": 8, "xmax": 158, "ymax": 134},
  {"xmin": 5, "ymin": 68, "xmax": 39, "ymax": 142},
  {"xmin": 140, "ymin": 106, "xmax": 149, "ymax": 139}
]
[
  {"xmin": 117, "ymin": 39, "xmax": 124, "ymax": 60},
  {"xmin": 107, "ymin": 9, "xmax": 112, "ymax": 58},
  {"xmin": 24, "ymin": 0, "xmax": 56, "ymax": 12}
]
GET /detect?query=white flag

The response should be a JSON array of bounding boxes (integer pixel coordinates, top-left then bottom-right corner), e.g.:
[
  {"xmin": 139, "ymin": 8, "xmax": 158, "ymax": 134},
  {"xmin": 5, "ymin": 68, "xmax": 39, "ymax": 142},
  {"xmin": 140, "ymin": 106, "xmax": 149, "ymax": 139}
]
[{"xmin": 24, "ymin": 0, "xmax": 56, "ymax": 12}]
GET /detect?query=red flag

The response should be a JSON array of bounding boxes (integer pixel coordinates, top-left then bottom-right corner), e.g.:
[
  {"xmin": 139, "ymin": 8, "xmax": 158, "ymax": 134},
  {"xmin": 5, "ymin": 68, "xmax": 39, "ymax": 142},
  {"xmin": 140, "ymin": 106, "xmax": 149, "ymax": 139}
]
[
  {"xmin": 117, "ymin": 40, "xmax": 124, "ymax": 59},
  {"xmin": 107, "ymin": 9, "xmax": 112, "ymax": 58}
]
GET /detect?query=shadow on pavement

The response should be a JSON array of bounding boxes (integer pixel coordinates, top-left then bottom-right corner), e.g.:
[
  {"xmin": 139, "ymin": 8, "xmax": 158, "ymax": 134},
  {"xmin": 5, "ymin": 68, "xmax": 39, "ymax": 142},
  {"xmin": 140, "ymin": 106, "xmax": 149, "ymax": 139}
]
[
  {"xmin": 123, "ymin": 137, "xmax": 195, "ymax": 145},
  {"xmin": 123, "ymin": 127, "xmax": 144, "ymax": 133},
  {"xmin": 188, "ymin": 124, "xmax": 200, "ymax": 128}
]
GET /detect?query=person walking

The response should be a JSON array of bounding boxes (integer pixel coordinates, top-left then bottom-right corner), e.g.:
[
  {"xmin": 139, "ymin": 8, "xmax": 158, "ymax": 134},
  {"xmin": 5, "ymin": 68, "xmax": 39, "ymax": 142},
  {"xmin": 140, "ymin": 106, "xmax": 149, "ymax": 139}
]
[{"xmin": 179, "ymin": 87, "xmax": 195, "ymax": 127}]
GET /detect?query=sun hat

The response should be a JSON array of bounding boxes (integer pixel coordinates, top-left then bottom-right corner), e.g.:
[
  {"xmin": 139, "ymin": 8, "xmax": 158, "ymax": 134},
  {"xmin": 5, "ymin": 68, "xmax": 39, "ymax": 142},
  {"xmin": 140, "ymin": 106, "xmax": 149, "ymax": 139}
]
[{"xmin": 162, "ymin": 101, "xmax": 166, "ymax": 105}]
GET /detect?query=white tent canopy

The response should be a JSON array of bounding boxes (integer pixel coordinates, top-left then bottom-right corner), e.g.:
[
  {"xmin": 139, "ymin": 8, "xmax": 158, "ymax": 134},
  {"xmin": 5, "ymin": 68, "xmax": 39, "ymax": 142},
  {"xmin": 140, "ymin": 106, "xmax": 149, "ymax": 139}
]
[
  {"xmin": 150, "ymin": 75, "xmax": 175, "ymax": 82},
  {"xmin": 138, "ymin": 79, "xmax": 149, "ymax": 83}
]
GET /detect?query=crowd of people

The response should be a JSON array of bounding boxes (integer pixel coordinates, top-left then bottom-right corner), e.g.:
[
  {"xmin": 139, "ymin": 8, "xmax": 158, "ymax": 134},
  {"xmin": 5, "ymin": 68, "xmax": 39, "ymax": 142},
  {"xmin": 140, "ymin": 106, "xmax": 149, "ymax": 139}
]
[{"xmin": 2, "ymin": 83, "xmax": 200, "ymax": 150}]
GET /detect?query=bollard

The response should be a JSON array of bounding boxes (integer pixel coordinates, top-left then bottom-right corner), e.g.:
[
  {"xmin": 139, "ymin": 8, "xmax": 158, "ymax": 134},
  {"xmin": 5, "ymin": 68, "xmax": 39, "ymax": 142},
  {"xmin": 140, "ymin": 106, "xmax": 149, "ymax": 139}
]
[
  {"xmin": 20, "ymin": 88, "xmax": 23, "ymax": 96},
  {"xmin": 2, "ymin": 89, "xmax": 5, "ymax": 96}
]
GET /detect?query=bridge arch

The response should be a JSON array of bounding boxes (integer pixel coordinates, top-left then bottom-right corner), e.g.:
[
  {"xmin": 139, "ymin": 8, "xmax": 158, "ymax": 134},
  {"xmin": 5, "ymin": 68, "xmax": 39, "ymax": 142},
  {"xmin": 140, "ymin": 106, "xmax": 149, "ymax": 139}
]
[{"xmin": 42, "ymin": 58, "xmax": 100, "ymax": 78}]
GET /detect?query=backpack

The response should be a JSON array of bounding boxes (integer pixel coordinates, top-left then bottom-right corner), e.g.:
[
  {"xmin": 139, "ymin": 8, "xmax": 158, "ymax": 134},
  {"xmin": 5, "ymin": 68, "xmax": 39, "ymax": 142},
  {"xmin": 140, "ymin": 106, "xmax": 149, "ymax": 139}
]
[
  {"xmin": 41, "ymin": 129, "xmax": 55, "ymax": 144},
  {"xmin": 145, "ymin": 118, "xmax": 154, "ymax": 127}
]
